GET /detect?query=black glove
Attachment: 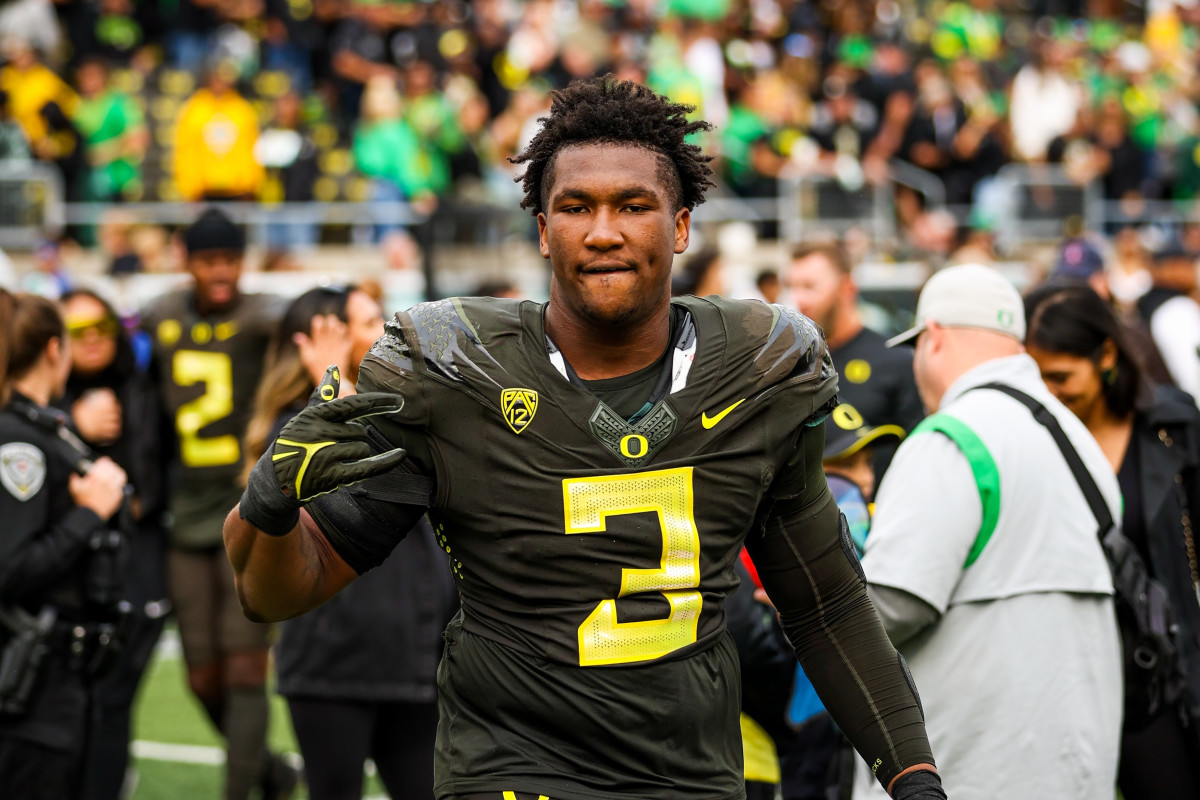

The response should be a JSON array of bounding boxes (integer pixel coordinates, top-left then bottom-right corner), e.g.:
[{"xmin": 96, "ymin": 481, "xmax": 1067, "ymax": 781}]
[
  {"xmin": 890, "ymin": 769, "xmax": 947, "ymax": 799},
  {"xmin": 239, "ymin": 365, "xmax": 408, "ymax": 536}
]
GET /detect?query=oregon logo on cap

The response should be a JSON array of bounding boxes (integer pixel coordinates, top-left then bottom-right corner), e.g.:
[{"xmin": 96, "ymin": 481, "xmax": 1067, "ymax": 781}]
[
  {"xmin": 501, "ymin": 388, "xmax": 539, "ymax": 434},
  {"xmin": 831, "ymin": 404, "xmax": 865, "ymax": 431},
  {"xmin": 997, "ymin": 309, "xmax": 1015, "ymax": 329}
]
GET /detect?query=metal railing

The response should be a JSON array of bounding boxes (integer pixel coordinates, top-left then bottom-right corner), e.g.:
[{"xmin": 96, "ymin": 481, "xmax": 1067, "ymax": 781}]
[
  {"xmin": 10, "ymin": 159, "xmax": 1200, "ymax": 265},
  {"xmin": 0, "ymin": 161, "xmax": 65, "ymax": 249}
]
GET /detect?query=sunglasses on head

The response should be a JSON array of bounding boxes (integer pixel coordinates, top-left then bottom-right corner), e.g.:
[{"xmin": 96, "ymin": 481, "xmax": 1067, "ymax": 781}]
[{"xmin": 66, "ymin": 315, "xmax": 119, "ymax": 339}]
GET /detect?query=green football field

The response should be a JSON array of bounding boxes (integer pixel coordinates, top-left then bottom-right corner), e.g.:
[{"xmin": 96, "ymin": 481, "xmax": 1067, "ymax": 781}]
[{"xmin": 127, "ymin": 626, "xmax": 386, "ymax": 800}]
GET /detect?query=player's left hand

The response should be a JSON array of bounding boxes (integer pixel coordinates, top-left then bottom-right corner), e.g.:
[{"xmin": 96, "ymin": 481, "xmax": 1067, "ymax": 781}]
[{"xmin": 239, "ymin": 365, "xmax": 407, "ymax": 536}]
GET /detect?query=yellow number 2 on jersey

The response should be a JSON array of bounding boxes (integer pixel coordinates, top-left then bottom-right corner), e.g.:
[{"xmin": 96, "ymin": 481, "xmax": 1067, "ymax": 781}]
[
  {"xmin": 562, "ymin": 467, "xmax": 702, "ymax": 667},
  {"xmin": 173, "ymin": 350, "xmax": 239, "ymax": 468}
]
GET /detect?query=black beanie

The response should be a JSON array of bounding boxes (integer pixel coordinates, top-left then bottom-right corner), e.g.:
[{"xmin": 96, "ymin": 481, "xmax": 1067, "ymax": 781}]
[{"xmin": 184, "ymin": 208, "xmax": 245, "ymax": 254}]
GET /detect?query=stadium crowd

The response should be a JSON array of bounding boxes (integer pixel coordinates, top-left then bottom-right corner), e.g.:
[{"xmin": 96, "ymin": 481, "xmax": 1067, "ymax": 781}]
[
  {"xmin": 3, "ymin": 1, "xmax": 1200, "ymax": 800},
  {"xmin": 6, "ymin": 0, "xmax": 1200, "ymax": 250}
]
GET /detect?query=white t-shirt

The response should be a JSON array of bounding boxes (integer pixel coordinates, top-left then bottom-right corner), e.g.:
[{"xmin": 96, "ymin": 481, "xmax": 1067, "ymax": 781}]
[{"xmin": 854, "ymin": 354, "xmax": 1122, "ymax": 800}]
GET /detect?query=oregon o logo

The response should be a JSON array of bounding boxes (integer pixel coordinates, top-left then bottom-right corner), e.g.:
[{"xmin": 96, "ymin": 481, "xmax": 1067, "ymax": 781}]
[
  {"xmin": 832, "ymin": 404, "xmax": 864, "ymax": 431},
  {"xmin": 844, "ymin": 359, "xmax": 871, "ymax": 384},
  {"xmin": 620, "ymin": 434, "xmax": 649, "ymax": 459}
]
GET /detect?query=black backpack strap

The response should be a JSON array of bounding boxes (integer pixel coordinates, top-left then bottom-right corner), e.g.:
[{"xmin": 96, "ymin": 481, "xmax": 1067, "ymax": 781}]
[{"xmin": 969, "ymin": 382, "xmax": 1114, "ymax": 535}]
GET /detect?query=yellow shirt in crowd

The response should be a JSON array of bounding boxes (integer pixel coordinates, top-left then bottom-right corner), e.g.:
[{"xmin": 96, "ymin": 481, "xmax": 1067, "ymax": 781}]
[
  {"xmin": 173, "ymin": 88, "xmax": 264, "ymax": 201},
  {"xmin": 0, "ymin": 63, "xmax": 78, "ymax": 145}
]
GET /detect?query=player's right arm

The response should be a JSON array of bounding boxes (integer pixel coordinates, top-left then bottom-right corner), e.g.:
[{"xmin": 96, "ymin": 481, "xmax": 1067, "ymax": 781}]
[
  {"xmin": 224, "ymin": 366, "xmax": 415, "ymax": 621},
  {"xmin": 745, "ymin": 424, "xmax": 944, "ymax": 800}
]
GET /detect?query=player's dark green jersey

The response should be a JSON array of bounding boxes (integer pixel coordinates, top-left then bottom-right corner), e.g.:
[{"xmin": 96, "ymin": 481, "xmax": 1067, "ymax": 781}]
[
  {"xmin": 142, "ymin": 289, "xmax": 280, "ymax": 546},
  {"xmin": 313, "ymin": 295, "xmax": 840, "ymax": 799}
]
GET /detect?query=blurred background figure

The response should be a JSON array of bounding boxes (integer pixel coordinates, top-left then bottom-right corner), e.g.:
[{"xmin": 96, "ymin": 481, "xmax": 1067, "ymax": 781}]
[
  {"xmin": 73, "ymin": 56, "xmax": 147, "ymax": 204},
  {"xmin": 58, "ymin": 289, "xmax": 168, "ymax": 800},
  {"xmin": 786, "ymin": 241, "xmax": 922, "ymax": 483},
  {"xmin": 1024, "ymin": 283, "xmax": 1200, "ymax": 800},
  {"xmin": 173, "ymin": 59, "xmax": 263, "ymax": 202},
  {"xmin": 672, "ymin": 245, "xmax": 726, "ymax": 298},
  {"xmin": 243, "ymin": 286, "xmax": 457, "ymax": 800}
]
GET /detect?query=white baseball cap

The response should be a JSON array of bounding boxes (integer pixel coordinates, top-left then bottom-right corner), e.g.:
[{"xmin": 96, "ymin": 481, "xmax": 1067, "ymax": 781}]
[{"xmin": 886, "ymin": 263, "xmax": 1026, "ymax": 347}]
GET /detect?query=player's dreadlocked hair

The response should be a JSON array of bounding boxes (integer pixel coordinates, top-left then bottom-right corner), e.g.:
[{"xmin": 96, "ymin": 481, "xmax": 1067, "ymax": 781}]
[{"xmin": 512, "ymin": 76, "xmax": 715, "ymax": 216}]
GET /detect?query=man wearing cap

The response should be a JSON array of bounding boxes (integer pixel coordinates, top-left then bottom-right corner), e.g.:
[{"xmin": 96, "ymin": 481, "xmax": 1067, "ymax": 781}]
[
  {"xmin": 1137, "ymin": 244, "xmax": 1200, "ymax": 406},
  {"xmin": 140, "ymin": 208, "xmax": 293, "ymax": 800},
  {"xmin": 852, "ymin": 263, "xmax": 1123, "ymax": 800}
]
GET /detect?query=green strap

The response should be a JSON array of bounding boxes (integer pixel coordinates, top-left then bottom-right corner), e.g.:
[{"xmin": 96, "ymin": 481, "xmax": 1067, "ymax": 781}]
[{"xmin": 910, "ymin": 414, "xmax": 1001, "ymax": 568}]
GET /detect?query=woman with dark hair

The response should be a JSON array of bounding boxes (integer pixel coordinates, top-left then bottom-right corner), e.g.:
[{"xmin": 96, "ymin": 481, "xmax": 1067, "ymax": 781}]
[
  {"xmin": 57, "ymin": 288, "xmax": 167, "ymax": 800},
  {"xmin": 1024, "ymin": 282, "xmax": 1200, "ymax": 800},
  {"xmin": 244, "ymin": 286, "xmax": 457, "ymax": 800},
  {"xmin": 0, "ymin": 289, "xmax": 129, "ymax": 799}
]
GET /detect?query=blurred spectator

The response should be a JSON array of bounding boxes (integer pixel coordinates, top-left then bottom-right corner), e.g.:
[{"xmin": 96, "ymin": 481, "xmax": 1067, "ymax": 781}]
[
  {"xmin": 327, "ymin": 1, "xmax": 404, "ymax": 126},
  {"xmin": 808, "ymin": 73, "xmax": 882, "ymax": 187},
  {"xmin": 0, "ymin": 0, "xmax": 61, "ymax": 66},
  {"xmin": 244, "ymin": 286, "xmax": 456, "ymax": 800},
  {"xmin": 353, "ymin": 76, "xmax": 437, "ymax": 240},
  {"xmin": 98, "ymin": 210, "xmax": 144, "ymax": 275},
  {"xmin": 173, "ymin": 59, "xmax": 263, "ymax": 202},
  {"xmin": 0, "ymin": 37, "xmax": 77, "ymax": 157},
  {"xmin": 1009, "ymin": 35, "xmax": 1082, "ymax": 162},
  {"xmin": 402, "ymin": 59, "xmax": 467, "ymax": 193},
  {"xmin": 73, "ymin": 56, "xmax": 147, "ymax": 203},
  {"xmin": 1052, "ymin": 236, "xmax": 1110, "ymax": 299},
  {"xmin": 36, "ymin": 94, "xmax": 88, "ymax": 202},
  {"xmin": 167, "ymin": 0, "xmax": 222, "ymax": 72},
  {"xmin": 58, "ymin": 289, "xmax": 167, "ymax": 800},
  {"xmin": 473, "ymin": 279, "xmax": 521, "ymax": 299},
  {"xmin": 672, "ymin": 245, "xmax": 726, "ymax": 298},
  {"xmin": 1136, "ymin": 245, "xmax": 1200, "ymax": 405},
  {"xmin": 755, "ymin": 269, "xmax": 780, "ymax": 304},
  {"xmin": 1063, "ymin": 96, "xmax": 1148, "ymax": 201},
  {"xmin": 786, "ymin": 241, "xmax": 923, "ymax": 483},
  {"xmin": 20, "ymin": 236, "xmax": 71, "ymax": 299},
  {"xmin": 1025, "ymin": 283, "xmax": 1200, "ymax": 800},
  {"xmin": 901, "ymin": 65, "xmax": 1004, "ymax": 205},
  {"xmin": 255, "ymin": 91, "xmax": 319, "ymax": 250},
  {"xmin": 0, "ymin": 89, "xmax": 30, "ymax": 160},
  {"xmin": 262, "ymin": 0, "xmax": 325, "ymax": 95},
  {"xmin": 858, "ymin": 264, "xmax": 1122, "ymax": 799},
  {"xmin": 1110, "ymin": 226, "xmax": 1153, "ymax": 311}
]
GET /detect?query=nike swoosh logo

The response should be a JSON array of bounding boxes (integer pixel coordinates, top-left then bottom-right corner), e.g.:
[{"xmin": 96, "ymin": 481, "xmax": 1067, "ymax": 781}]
[{"xmin": 702, "ymin": 399, "xmax": 745, "ymax": 429}]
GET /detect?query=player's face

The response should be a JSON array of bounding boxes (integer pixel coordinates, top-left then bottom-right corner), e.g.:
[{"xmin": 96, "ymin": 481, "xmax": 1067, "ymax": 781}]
[
  {"xmin": 786, "ymin": 253, "xmax": 843, "ymax": 333},
  {"xmin": 186, "ymin": 250, "xmax": 243, "ymax": 313},
  {"xmin": 539, "ymin": 144, "xmax": 690, "ymax": 328},
  {"xmin": 346, "ymin": 289, "xmax": 385, "ymax": 380},
  {"xmin": 1027, "ymin": 344, "xmax": 1109, "ymax": 424}
]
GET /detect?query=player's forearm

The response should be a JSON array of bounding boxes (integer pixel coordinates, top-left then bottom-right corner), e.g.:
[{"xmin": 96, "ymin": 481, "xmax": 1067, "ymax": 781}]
[
  {"xmin": 747, "ymin": 491, "xmax": 937, "ymax": 794},
  {"xmin": 223, "ymin": 506, "xmax": 345, "ymax": 622}
]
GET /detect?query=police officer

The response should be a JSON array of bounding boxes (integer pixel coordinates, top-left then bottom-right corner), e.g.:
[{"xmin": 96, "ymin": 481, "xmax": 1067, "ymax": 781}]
[{"xmin": 0, "ymin": 289, "xmax": 129, "ymax": 799}]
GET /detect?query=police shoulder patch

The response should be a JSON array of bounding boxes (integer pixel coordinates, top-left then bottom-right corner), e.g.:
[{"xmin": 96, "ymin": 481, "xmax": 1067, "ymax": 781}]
[{"xmin": 0, "ymin": 443, "xmax": 47, "ymax": 502}]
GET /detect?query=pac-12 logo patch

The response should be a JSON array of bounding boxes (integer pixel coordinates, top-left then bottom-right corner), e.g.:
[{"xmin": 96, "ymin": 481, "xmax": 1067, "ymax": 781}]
[
  {"xmin": 500, "ymin": 388, "xmax": 538, "ymax": 434},
  {"xmin": 0, "ymin": 443, "xmax": 46, "ymax": 501}
]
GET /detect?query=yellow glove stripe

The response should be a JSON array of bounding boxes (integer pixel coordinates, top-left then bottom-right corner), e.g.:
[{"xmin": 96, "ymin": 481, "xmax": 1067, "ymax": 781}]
[{"xmin": 274, "ymin": 438, "xmax": 337, "ymax": 501}]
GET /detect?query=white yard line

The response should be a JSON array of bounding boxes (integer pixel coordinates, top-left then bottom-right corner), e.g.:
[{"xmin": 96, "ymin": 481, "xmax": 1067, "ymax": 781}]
[{"xmin": 130, "ymin": 742, "xmax": 387, "ymax": 799}]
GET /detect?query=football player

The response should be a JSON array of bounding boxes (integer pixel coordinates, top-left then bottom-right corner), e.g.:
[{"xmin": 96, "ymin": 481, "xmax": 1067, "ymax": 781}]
[
  {"xmin": 141, "ymin": 209, "xmax": 295, "ymax": 800},
  {"xmin": 226, "ymin": 77, "xmax": 946, "ymax": 800}
]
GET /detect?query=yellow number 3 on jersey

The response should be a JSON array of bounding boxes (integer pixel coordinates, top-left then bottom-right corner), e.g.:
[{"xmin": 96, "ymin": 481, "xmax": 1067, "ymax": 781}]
[{"xmin": 562, "ymin": 467, "xmax": 702, "ymax": 667}]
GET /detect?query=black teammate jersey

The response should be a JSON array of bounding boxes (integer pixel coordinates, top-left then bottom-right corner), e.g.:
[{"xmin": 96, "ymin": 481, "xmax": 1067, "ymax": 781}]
[
  {"xmin": 329, "ymin": 295, "xmax": 838, "ymax": 669},
  {"xmin": 141, "ymin": 289, "xmax": 280, "ymax": 546}
]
